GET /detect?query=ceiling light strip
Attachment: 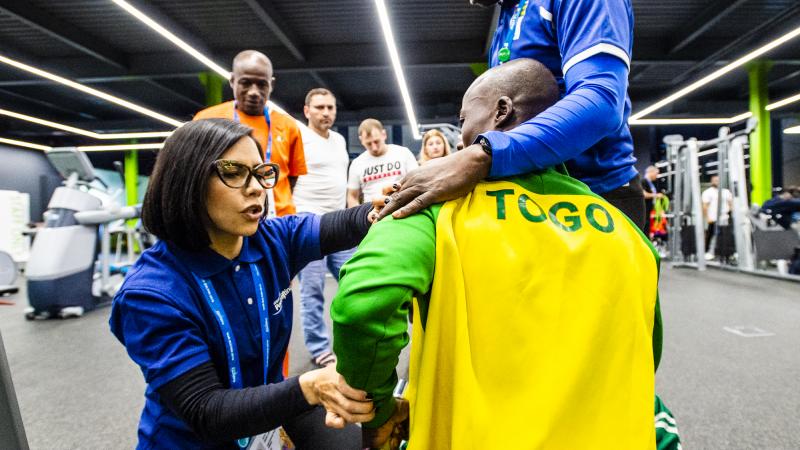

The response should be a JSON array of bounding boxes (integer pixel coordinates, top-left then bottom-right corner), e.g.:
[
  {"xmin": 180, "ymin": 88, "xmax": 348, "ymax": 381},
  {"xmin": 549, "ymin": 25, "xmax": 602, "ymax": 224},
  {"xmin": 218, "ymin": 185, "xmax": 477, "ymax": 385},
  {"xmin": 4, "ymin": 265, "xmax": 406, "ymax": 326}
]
[
  {"xmin": 630, "ymin": 111, "xmax": 752, "ymax": 126},
  {"xmin": 112, "ymin": 0, "xmax": 230, "ymax": 79},
  {"xmin": 375, "ymin": 0, "xmax": 421, "ymax": 139},
  {"xmin": 785, "ymin": 125, "xmax": 800, "ymax": 134},
  {"xmin": 631, "ymin": 24, "xmax": 800, "ymax": 121},
  {"xmin": 0, "ymin": 137, "xmax": 51, "ymax": 151},
  {"xmin": 729, "ymin": 112, "xmax": 754, "ymax": 122},
  {"xmin": 766, "ymin": 92, "xmax": 800, "ymax": 111},
  {"xmin": 0, "ymin": 54, "xmax": 183, "ymax": 128},
  {"xmin": 0, "ymin": 108, "xmax": 171, "ymax": 140},
  {"xmin": 97, "ymin": 131, "xmax": 172, "ymax": 139},
  {"xmin": 112, "ymin": 1, "xmax": 290, "ymax": 117},
  {"xmin": 631, "ymin": 118, "xmax": 736, "ymax": 125},
  {"xmin": 77, "ymin": 143, "xmax": 164, "ymax": 152}
]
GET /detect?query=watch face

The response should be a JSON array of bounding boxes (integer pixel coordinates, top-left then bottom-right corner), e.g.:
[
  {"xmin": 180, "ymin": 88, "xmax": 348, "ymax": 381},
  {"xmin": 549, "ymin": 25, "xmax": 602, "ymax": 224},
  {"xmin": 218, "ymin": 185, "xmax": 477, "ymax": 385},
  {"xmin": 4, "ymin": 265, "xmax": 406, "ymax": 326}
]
[{"xmin": 479, "ymin": 137, "xmax": 492, "ymax": 155}]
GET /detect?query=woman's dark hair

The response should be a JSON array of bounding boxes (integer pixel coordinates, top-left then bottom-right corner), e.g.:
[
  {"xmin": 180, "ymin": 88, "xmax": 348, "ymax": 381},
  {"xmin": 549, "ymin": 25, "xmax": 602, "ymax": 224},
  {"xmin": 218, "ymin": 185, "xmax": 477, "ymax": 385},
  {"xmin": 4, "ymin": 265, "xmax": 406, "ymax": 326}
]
[{"xmin": 142, "ymin": 118, "xmax": 262, "ymax": 251}]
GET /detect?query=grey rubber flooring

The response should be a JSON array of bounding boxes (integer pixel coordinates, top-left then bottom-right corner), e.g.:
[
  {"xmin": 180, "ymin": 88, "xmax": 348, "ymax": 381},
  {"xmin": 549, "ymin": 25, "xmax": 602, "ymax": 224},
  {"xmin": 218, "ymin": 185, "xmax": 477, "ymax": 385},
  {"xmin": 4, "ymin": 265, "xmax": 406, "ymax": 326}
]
[{"xmin": 0, "ymin": 265, "xmax": 797, "ymax": 449}]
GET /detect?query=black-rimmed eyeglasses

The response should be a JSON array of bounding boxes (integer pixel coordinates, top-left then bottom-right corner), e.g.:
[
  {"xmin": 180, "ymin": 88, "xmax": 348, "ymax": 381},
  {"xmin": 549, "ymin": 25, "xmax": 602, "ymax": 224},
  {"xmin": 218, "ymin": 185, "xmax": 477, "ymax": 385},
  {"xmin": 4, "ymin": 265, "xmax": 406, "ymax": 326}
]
[{"xmin": 211, "ymin": 160, "xmax": 279, "ymax": 189}]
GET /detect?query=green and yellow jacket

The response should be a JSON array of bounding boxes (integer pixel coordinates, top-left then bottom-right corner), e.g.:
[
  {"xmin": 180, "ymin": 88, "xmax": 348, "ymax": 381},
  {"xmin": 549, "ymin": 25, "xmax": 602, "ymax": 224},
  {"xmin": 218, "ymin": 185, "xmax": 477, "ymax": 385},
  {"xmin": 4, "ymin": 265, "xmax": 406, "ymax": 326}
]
[{"xmin": 332, "ymin": 168, "xmax": 662, "ymax": 450}]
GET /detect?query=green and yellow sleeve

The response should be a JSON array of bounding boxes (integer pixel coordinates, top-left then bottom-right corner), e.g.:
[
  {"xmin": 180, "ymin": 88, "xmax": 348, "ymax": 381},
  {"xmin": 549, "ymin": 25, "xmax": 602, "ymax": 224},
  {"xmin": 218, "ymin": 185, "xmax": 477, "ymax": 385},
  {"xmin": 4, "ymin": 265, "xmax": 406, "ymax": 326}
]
[{"xmin": 331, "ymin": 205, "xmax": 440, "ymax": 428}]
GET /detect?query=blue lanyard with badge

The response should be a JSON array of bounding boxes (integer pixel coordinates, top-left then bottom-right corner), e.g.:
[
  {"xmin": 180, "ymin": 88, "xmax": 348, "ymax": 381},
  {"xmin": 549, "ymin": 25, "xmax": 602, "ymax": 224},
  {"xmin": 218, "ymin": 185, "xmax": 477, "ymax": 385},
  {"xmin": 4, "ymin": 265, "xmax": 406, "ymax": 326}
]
[
  {"xmin": 234, "ymin": 103, "xmax": 278, "ymax": 219},
  {"xmin": 192, "ymin": 264, "xmax": 284, "ymax": 450},
  {"xmin": 498, "ymin": 0, "xmax": 530, "ymax": 64}
]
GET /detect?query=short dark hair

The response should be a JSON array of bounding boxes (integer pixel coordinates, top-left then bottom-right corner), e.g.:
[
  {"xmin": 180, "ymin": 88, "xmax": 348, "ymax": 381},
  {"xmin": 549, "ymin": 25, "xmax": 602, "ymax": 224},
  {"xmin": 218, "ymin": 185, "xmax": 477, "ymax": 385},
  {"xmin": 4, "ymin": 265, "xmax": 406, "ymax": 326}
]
[
  {"xmin": 305, "ymin": 88, "xmax": 335, "ymax": 106},
  {"xmin": 142, "ymin": 119, "xmax": 261, "ymax": 251}
]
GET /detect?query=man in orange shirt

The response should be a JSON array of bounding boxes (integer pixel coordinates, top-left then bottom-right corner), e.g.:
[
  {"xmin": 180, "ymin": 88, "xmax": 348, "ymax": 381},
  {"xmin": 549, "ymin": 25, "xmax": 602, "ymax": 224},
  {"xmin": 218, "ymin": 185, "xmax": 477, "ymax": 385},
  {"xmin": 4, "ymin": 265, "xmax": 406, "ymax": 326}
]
[{"xmin": 194, "ymin": 50, "xmax": 306, "ymax": 216}]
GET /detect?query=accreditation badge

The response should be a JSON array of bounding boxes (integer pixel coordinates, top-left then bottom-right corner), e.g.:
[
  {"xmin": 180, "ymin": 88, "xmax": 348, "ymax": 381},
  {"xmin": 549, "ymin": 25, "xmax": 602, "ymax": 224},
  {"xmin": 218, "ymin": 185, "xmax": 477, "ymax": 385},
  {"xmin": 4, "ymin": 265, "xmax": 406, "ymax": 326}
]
[{"xmin": 242, "ymin": 426, "xmax": 291, "ymax": 450}]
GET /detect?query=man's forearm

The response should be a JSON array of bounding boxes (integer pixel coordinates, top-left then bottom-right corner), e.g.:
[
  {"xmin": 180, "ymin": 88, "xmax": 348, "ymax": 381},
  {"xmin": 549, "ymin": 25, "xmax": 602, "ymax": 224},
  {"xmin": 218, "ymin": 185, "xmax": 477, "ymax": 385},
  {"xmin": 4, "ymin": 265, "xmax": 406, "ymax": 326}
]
[{"xmin": 332, "ymin": 207, "xmax": 438, "ymax": 428}]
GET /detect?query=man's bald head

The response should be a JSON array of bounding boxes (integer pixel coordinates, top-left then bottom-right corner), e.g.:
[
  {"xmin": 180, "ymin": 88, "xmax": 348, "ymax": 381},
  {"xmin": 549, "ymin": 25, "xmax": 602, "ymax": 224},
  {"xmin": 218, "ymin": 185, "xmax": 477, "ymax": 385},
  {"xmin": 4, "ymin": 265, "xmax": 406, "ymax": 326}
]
[
  {"xmin": 230, "ymin": 50, "xmax": 274, "ymax": 115},
  {"xmin": 232, "ymin": 50, "xmax": 272, "ymax": 73},
  {"xmin": 459, "ymin": 58, "xmax": 559, "ymax": 145}
]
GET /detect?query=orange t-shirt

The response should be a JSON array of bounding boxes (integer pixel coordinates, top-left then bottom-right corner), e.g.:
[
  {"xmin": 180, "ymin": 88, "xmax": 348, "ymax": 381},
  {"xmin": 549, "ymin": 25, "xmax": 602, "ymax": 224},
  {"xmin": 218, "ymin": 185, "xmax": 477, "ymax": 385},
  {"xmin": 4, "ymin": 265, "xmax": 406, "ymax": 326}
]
[{"xmin": 194, "ymin": 101, "xmax": 307, "ymax": 216}]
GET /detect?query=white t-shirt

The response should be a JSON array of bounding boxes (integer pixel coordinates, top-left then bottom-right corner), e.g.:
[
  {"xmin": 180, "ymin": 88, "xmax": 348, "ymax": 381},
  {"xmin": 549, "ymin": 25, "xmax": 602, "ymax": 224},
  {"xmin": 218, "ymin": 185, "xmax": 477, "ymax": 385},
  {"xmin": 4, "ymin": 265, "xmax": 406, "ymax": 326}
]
[
  {"xmin": 701, "ymin": 186, "xmax": 733, "ymax": 223},
  {"xmin": 347, "ymin": 145, "xmax": 419, "ymax": 204},
  {"xmin": 292, "ymin": 125, "xmax": 350, "ymax": 214}
]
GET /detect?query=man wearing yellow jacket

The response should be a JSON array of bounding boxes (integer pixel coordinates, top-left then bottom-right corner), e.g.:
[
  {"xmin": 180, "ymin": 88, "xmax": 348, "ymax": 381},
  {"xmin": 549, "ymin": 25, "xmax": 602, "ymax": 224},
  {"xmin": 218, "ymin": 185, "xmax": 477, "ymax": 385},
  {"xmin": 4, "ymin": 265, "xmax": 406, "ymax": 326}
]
[{"xmin": 332, "ymin": 58, "xmax": 677, "ymax": 450}]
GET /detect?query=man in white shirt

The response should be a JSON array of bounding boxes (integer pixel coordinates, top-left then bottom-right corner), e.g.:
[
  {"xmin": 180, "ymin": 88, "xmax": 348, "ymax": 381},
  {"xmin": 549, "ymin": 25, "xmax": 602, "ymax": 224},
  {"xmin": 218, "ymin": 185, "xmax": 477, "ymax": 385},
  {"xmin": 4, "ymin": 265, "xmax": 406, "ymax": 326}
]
[
  {"xmin": 701, "ymin": 175, "xmax": 733, "ymax": 258},
  {"xmin": 347, "ymin": 119, "xmax": 419, "ymax": 207},
  {"xmin": 294, "ymin": 88, "xmax": 352, "ymax": 367}
]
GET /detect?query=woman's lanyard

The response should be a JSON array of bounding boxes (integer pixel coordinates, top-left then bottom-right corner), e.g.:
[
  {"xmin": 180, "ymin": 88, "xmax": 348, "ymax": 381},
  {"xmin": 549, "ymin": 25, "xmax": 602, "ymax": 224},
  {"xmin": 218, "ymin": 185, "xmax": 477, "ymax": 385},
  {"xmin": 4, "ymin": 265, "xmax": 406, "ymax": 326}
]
[
  {"xmin": 192, "ymin": 264, "xmax": 271, "ymax": 449},
  {"xmin": 233, "ymin": 103, "xmax": 273, "ymax": 162},
  {"xmin": 498, "ymin": 0, "xmax": 530, "ymax": 64}
]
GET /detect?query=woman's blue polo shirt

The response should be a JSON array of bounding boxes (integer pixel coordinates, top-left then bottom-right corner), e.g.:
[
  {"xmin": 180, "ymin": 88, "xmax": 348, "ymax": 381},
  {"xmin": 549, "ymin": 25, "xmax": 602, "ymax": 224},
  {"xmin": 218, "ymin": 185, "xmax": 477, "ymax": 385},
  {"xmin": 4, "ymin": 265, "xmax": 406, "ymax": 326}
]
[{"xmin": 109, "ymin": 214, "xmax": 320, "ymax": 449}]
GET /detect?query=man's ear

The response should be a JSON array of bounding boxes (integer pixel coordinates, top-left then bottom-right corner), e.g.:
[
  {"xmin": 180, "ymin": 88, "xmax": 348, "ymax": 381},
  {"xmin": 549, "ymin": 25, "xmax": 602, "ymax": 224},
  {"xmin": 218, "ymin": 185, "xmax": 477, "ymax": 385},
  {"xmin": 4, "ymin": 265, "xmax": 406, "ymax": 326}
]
[
  {"xmin": 494, "ymin": 96, "xmax": 515, "ymax": 129},
  {"xmin": 229, "ymin": 76, "xmax": 236, "ymax": 91}
]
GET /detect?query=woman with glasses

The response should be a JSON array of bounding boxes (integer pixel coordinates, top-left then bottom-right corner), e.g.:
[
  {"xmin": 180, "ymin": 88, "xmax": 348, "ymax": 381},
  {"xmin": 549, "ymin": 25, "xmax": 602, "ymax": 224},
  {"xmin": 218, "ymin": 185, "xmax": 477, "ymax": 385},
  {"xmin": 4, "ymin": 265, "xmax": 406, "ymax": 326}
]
[{"xmin": 109, "ymin": 119, "xmax": 374, "ymax": 450}]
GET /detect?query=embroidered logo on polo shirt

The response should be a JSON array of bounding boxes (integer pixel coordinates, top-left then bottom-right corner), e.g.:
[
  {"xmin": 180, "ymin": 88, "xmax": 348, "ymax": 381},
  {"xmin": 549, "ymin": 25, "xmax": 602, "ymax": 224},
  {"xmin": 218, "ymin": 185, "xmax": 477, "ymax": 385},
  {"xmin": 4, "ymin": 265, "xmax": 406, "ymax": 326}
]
[{"xmin": 273, "ymin": 287, "xmax": 291, "ymax": 314}]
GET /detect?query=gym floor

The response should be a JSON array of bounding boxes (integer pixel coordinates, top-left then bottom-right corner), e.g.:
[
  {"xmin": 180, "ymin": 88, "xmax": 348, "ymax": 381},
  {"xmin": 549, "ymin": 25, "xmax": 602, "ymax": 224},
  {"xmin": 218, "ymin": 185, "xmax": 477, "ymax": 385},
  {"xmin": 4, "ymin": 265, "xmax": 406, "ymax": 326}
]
[{"xmin": 1, "ymin": 265, "xmax": 798, "ymax": 449}]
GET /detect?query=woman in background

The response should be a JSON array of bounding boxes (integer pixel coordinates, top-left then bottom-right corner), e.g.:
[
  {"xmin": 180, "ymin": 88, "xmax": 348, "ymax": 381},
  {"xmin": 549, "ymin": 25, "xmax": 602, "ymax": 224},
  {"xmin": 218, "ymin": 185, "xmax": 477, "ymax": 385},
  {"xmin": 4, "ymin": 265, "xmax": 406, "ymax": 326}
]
[{"xmin": 418, "ymin": 129, "xmax": 451, "ymax": 164}]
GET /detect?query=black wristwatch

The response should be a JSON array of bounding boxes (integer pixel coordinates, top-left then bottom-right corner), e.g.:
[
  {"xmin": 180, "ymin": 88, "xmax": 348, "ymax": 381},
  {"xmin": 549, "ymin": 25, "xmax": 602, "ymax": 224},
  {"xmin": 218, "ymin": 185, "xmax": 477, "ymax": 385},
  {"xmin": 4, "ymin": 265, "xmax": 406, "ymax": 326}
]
[{"xmin": 476, "ymin": 136, "xmax": 492, "ymax": 157}]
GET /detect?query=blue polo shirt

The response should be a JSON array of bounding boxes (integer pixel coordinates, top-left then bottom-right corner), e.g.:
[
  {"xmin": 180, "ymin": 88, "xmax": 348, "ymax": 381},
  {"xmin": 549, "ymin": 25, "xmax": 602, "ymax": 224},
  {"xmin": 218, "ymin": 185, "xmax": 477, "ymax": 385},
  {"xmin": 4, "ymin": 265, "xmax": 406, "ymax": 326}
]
[
  {"xmin": 109, "ymin": 214, "xmax": 320, "ymax": 449},
  {"xmin": 481, "ymin": 0, "xmax": 637, "ymax": 194}
]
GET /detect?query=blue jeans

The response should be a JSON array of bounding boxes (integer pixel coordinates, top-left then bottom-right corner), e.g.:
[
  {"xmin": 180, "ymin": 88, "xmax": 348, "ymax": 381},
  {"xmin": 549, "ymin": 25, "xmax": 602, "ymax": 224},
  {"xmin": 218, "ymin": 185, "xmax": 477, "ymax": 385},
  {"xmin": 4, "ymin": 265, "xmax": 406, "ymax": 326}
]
[{"xmin": 298, "ymin": 248, "xmax": 355, "ymax": 358}]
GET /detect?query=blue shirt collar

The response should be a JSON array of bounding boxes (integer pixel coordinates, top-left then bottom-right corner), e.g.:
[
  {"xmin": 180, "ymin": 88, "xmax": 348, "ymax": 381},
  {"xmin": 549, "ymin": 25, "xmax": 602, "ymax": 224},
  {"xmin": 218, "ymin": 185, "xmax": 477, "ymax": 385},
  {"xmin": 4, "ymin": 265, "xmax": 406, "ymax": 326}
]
[{"xmin": 171, "ymin": 235, "xmax": 265, "ymax": 278}]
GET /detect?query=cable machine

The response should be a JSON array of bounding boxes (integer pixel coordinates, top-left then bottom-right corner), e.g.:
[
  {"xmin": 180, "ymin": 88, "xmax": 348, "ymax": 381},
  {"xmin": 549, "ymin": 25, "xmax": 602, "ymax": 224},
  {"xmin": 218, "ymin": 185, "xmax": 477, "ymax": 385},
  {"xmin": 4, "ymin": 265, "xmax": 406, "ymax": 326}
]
[{"xmin": 659, "ymin": 119, "xmax": 799, "ymax": 281}]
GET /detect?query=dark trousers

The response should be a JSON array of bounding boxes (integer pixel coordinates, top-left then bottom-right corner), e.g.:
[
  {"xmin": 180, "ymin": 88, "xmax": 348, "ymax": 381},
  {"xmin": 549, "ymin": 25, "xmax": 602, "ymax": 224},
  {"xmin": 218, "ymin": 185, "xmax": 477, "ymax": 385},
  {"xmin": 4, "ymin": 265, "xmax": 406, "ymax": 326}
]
[
  {"xmin": 283, "ymin": 406, "xmax": 362, "ymax": 450},
  {"xmin": 600, "ymin": 174, "xmax": 647, "ymax": 233},
  {"xmin": 705, "ymin": 222, "xmax": 717, "ymax": 253}
]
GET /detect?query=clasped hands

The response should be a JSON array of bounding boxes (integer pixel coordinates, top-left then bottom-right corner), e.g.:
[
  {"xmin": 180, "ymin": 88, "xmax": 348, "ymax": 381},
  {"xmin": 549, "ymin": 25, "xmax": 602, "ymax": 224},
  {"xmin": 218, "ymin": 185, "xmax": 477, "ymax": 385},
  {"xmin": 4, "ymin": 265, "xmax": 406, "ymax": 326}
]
[
  {"xmin": 298, "ymin": 364, "xmax": 374, "ymax": 428},
  {"xmin": 298, "ymin": 365, "xmax": 409, "ymax": 449}
]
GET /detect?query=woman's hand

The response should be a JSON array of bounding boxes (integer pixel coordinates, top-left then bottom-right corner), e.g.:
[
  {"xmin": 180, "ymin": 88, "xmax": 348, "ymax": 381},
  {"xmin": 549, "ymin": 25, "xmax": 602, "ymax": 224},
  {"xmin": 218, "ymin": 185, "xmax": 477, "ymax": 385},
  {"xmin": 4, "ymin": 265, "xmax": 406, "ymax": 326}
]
[
  {"xmin": 298, "ymin": 364, "xmax": 375, "ymax": 428},
  {"xmin": 377, "ymin": 145, "xmax": 491, "ymax": 220}
]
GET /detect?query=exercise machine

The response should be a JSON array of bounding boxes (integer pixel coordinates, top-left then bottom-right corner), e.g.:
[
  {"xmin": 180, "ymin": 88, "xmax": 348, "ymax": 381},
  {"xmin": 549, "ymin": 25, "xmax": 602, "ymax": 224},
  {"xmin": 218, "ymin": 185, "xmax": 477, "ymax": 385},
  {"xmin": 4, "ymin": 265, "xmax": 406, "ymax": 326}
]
[
  {"xmin": 659, "ymin": 119, "xmax": 799, "ymax": 281},
  {"xmin": 0, "ymin": 328, "xmax": 29, "ymax": 450},
  {"xmin": 0, "ymin": 251, "xmax": 19, "ymax": 297},
  {"xmin": 25, "ymin": 148, "xmax": 141, "ymax": 319},
  {"xmin": 419, "ymin": 123, "xmax": 463, "ymax": 150}
]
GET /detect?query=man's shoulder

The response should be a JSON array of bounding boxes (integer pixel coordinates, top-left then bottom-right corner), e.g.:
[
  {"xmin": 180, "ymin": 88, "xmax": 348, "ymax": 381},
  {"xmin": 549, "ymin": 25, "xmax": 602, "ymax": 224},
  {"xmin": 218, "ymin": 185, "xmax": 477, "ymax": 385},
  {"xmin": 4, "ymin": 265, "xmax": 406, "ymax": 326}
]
[
  {"xmin": 270, "ymin": 109, "xmax": 300, "ymax": 130},
  {"xmin": 351, "ymin": 151, "xmax": 372, "ymax": 164},
  {"xmin": 388, "ymin": 144, "xmax": 413, "ymax": 154},
  {"xmin": 300, "ymin": 126, "xmax": 345, "ymax": 144},
  {"xmin": 329, "ymin": 129, "xmax": 346, "ymax": 142},
  {"xmin": 388, "ymin": 145, "xmax": 416, "ymax": 160},
  {"xmin": 194, "ymin": 101, "xmax": 234, "ymax": 120}
]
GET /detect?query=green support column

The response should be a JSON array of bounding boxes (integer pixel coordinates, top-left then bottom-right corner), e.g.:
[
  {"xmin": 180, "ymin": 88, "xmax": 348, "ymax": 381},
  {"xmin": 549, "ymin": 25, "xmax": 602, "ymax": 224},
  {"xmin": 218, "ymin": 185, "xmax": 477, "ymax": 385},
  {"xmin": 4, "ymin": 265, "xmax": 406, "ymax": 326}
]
[
  {"xmin": 747, "ymin": 61, "xmax": 773, "ymax": 205},
  {"xmin": 125, "ymin": 148, "xmax": 138, "ymax": 206},
  {"xmin": 198, "ymin": 71, "xmax": 226, "ymax": 106},
  {"xmin": 125, "ymin": 145, "xmax": 139, "ymax": 233}
]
